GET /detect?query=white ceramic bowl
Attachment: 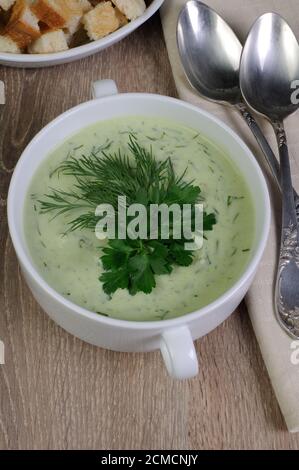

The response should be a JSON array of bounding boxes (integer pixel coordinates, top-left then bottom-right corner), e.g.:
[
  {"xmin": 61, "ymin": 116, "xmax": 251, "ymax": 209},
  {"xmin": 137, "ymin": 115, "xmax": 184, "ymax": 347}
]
[
  {"xmin": 0, "ymin": 0, "xmax": 164, "ymax": 68},
  {"xmin": 7, "ymin": 80, "xmax": 271, "ymax": 379}
]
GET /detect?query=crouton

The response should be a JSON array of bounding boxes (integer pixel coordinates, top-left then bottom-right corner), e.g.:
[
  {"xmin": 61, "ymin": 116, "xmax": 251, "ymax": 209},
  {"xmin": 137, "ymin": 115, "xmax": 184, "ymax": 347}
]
[
  {"xmin": 32, "ymin": 0, "xmax": 69, "ymax": 29},
  {"xmin": 28, "ymin": 28, "xmax": 68, "ymax": 52},
  {"xmin": 82, "ymin": 1, "xmax": 120, "ymax": 41},
  {"xmin": 77, "ymin": 0, "xmax": 92, "ymax": 13},
  {"xmin": 63, "ymin": 28, "xmax": 72, "ymax": 45},
  {"xmin": 0, "ymin": 0, "xmax": 16, "ymax": 11},
  {"xmin": 114, "ymin": 6, "xmax": 128, "ymax": 27},
  {"xmin": 0, "ymin": 32, "xmax": 21, "ymax": 52},
  {"xmin": 112, "ymin": 0, "xmax": 145, "ymax": 20},
  {"xmin": 5, "ymin": 0, "xmax": 41, "ymax": 48},
  {"xmin": 63, "ymin": 0, "xmax": 84, "ymax": 34},
  {"xmin": 32, "ymin": 0, "xmax": 85, "ymax": 34}
]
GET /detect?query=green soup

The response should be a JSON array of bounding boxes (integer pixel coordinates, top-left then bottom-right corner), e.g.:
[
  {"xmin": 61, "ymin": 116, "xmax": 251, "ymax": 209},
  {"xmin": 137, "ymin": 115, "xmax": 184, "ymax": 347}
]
[{"xmin": 24, "ymin": 117, "xmax": 255, "ymax": 321}]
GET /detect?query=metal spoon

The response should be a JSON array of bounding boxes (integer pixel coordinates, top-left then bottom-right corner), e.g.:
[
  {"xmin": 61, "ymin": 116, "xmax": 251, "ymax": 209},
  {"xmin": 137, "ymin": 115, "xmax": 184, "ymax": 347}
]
[
  {"xmin": 177, "ymin": 0, "xmax": 299, "ymax": 201},
  {"xmin": 240, "ymin": 13, "xmax": 299, "ymax": 339}
]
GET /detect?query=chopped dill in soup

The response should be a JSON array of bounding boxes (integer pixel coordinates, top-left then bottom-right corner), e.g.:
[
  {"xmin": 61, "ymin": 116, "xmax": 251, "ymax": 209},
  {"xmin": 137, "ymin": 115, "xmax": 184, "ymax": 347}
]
[{"xmin": 24, "ymin": 117, "xmax": 255, "ymax": 321}]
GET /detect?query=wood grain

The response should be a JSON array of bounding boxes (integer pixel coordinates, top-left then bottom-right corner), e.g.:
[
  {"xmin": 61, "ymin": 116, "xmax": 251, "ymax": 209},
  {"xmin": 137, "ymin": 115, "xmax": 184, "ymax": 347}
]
[{"xmin": 0, "ymin": 14, "xmax": 299, "ymax": 450}]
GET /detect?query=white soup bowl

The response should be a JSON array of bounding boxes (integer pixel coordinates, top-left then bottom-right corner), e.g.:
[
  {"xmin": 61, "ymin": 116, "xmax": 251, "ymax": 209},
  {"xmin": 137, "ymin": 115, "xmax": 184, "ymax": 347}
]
[{"xmin": 7, "ymin": 80, "xmax": 271, "ymax": 379}]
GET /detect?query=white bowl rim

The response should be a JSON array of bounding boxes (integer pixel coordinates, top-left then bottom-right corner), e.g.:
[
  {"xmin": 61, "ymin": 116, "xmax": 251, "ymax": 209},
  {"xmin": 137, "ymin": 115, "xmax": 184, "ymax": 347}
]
[
  {"xmin": 0, "ymin": 0, "xmax": 164, "ymax": 64},
  {"xmin": 7, "ymin": 93, "xmax": 271, "ymax": 331}
]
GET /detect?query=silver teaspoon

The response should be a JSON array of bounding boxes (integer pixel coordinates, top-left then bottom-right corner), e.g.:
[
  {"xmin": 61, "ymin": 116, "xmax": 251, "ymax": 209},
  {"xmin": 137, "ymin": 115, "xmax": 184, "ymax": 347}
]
[
  {"xmin": 240, "ymin": 13, "xmax": 299, "ymax": 339},
  {"xmin": 177, "ymin": 0, "xmax": 299, "ymax": 202}
]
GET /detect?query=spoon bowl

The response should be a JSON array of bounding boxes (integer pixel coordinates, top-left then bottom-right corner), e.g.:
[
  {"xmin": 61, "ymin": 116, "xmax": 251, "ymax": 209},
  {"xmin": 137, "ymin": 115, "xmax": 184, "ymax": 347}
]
[
  {"xmin": 240, "ymin": 13, "xmax": 299, "ymax": 121},
  {"xmin": 240, "ymin": 13, "xmax": 299, "ymax": 338},
  {"xmin": 177, "ymin": 0, "xmax": 284, "ymax": 194},
  {"xmin": 177, "ymin": 0, "xmax": 242, "ymax": 104}
]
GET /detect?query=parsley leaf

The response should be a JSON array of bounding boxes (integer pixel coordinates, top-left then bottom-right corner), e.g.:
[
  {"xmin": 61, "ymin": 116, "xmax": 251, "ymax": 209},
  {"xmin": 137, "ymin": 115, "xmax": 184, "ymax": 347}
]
[
  {"xmin": 40, "ymin": 138, "xmax": 217, "ymax": 296},
  {"xmin": 100, "ymin": 268, "xmax": 129, "ymax": 296}
]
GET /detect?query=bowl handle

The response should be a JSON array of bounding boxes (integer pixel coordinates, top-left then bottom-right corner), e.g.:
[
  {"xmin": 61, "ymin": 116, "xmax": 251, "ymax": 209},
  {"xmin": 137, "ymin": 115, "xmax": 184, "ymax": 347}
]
[
  {"xmin": 91, "ymin": 79, "xmax": 119, "ymax": 99},
  {"xmin": 160, "ymin": 326, "xmax": 199, "ymax": 379}
]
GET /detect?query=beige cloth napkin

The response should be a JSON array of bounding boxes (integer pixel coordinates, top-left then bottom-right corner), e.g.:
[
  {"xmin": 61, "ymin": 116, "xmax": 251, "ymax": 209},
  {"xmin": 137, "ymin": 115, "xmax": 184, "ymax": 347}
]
[{"xmin": 160, "ymin": 0, "xmax": 299, "ymax": 433}]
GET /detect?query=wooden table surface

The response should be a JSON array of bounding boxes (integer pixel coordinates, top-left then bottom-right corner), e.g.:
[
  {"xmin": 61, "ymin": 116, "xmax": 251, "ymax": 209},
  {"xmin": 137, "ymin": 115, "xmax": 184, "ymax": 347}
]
[{"xmin": 1, "ymin": 14, "xmax": 299, "ymax": 451}]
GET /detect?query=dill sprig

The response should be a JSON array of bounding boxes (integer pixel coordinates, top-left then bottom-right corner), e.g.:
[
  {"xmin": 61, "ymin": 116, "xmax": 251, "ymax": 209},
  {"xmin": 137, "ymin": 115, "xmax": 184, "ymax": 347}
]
[{"xmin": 38, "ymin": 136, "xmax": 217, "ymax": 296}]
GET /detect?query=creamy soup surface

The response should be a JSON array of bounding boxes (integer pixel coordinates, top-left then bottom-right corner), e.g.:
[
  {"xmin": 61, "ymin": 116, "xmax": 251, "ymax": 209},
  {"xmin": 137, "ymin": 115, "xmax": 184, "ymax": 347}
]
[{"xmin": 24, "ymin": 117, "xmax": 255, "ymax": 321}]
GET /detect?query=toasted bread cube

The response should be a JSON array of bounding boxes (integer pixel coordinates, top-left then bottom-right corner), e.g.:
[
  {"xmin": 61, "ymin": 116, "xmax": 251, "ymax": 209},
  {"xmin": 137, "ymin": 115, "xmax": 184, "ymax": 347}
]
[
  {"xmin": 32, "ymin": 0, "xmax": 61, "ymax": 26},
  {"xmin": 0, "ymin": 0, "xmax": 16, "ymax": 11},
  {"xmin": 32, "ymin": 0, "xmax": 69, "ymax": 28},
  {"xmin": 63, "ymin": 28, "xmax": 72, "ymax": 45},
  {"xmin": 112, "ymin": 0, "xmax": 145, "ymax": 20},
  {"xmin": 33, "ymin": 0, "xmax": 84, "ymax": 34},
  {"xmin": 114, "ymin": 6, "xmax": 128, "ymax": 27},
  {"xmin": 82, "ymin": 1, "xmax": 120, "ymax": 41},
  {"xmin": 5, "ymin": 0, "xmax": 41, "ymax": 48},
  {"xmin": 63, "ymin": 0, "xmax": 84, "ymax": 34},
  {"xmin": 77, "ymin": 0, "xmax": 91, "ymax": 13},
  {"xmin": 0, "ymin": 33, "xmax": 21, "ymax": 52},
  {"xmin": 28, "ymin": 28, "xmax": 68, "ymax": 52}
]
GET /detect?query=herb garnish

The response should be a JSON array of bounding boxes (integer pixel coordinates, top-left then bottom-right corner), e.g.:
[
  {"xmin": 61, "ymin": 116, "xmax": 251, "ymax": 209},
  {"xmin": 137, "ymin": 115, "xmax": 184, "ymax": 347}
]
[
  {"xmin": 227, "ymin": 195, "xmax": 244, "ymax": 207},
  {"xmin": 39, "ymin": 137, "xmax": 217, "ymax": 296}
]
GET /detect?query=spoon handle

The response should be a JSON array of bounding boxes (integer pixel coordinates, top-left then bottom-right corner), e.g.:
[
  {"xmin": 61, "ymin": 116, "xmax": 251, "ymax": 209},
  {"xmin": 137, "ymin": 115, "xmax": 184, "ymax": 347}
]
[
  {"xmin": 273, "ymin": 122, "xmax": 299, "ymax": 338},
  {"xmin": 236, "ymin": 104, "xmax": 299, "ymax": 215},
  {"xmin": 273, "ymin": 122, "xmax": 299, "ymax": 231},
  {"xmin": 236, "ymin": 103, "xmax": 281, "ymax": 188}
]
